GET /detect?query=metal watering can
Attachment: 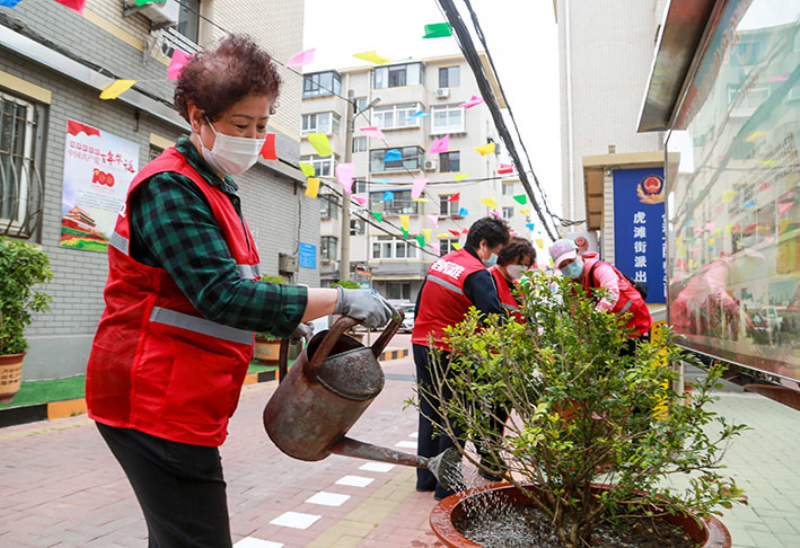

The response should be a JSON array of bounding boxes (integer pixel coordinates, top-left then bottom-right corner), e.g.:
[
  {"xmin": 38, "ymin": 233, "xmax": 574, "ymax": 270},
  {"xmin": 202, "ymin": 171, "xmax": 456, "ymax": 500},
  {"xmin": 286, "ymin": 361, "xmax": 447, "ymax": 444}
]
[{"xmin": 263, "ymin": 314, "xmax": 462, "ymax": 490}]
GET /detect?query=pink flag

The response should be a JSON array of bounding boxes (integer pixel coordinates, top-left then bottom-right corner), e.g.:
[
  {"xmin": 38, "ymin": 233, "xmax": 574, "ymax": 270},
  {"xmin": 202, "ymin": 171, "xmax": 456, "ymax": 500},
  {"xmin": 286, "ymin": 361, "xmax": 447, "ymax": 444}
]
[
  {"xmin": 510, "ymin": 231, "xmax": 519, "ymax": 237},
  {"xmin": 411, "ymin": 178, "xmax": 428, "ymax": 200},
  {"xmin": 489, "ymin": 210, "xmax": 502, "ymax": 219},
  {"xmin": 498, "ymin": 163, "xmax": 513, "ymax": 174},
  {"xmin": 429, "ymin": 135, "xmax": 449, "ymax": 154},
  {"xmin": 286, "ymin": 48, "xmax": 315, "ymax": 67},
  {"xmin": 767, "ymin": 72, "xmax": 789, "ymax": 83},
  {"xmin": 359, "ymin": 126, "xmax": 386, "ymax": 140},
  {"xmin": 704, "ymin": 222, "xmax": 714, "ymax": 231},
  {"xmin": 779, "ymin": 202, "xmax": 794, "ymax": 217},
  {"xmin": 693, "ymin": 228, "xmax": 704, "ymax": 235},
  {"xmin": 352, "ymin": 195, "xmax": 367, "ymax": 206},
  {"xmin": 167, "ymin": 49, "xmax": 194, "ymax": 80},
  {"xmin": 336, "ymin": 163, "xmax": 355, "ymax": 194},
  {"xmin": 427, "ymin": 214, "xmax": 439, "ymax": 227},
  {"xmin": 460, "ymin": 95, "xmax": 484, "ymax": 109},
  {"xmin": 54, "ymin": 0, "xmax": 86, "ymax": 14}
]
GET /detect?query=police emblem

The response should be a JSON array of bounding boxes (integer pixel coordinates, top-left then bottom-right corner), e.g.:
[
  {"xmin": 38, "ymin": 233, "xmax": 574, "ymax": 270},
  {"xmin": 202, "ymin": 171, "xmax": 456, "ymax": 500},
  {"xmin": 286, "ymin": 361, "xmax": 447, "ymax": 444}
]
[{"xmin": 637, "ymin": 175, "xmax": 665, "ymax": 204}]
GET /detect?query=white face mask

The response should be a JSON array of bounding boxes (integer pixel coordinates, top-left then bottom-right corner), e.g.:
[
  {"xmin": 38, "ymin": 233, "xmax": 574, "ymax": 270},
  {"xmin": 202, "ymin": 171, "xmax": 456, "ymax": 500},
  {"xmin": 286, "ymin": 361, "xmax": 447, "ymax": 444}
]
[
  {"xmin": 506, "ymin": 264, "xmax": 526, "ymax": 280},
  {"xmin": 200, "ymin": 118, "xmax": 265, "ymax": 175}
]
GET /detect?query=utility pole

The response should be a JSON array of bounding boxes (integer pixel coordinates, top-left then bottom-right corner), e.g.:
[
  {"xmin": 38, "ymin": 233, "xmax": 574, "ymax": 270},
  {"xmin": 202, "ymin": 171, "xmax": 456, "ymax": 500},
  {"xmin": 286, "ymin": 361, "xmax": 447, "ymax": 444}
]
[{"xmin": 340, "ymin": 91, "xmax": 355, "ymax": 282}]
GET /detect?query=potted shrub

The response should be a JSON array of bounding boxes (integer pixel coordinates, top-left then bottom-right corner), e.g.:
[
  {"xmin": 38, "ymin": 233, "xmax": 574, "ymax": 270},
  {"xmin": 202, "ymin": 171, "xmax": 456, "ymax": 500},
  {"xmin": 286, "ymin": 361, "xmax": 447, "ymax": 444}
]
[
  {"xmin": 253, "ymin": 275, "xmax": 290, "ymax": 365},
  {"xmin": 415, "ymin": 273, "xmax": 746, "ymax": 548},
  {"xmin": 0, "ymin": 237, "xmax": 53, "ymax": 404}
]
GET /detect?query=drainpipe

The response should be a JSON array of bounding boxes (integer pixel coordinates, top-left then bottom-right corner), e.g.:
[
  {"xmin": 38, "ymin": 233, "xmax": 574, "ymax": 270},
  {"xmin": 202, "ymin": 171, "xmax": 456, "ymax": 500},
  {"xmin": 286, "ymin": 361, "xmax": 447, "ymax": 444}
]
[{"xmin": 564, "ymin": 0, "xmax": 575, "ymax": 222}]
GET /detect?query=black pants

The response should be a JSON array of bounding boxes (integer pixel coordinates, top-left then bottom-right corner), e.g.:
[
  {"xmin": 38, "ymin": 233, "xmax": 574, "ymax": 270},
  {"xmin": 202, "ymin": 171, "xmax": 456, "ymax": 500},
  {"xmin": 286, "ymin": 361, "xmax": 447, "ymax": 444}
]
[
  {"xmin": 97, "ymin": 422, "xmax": 232, "ymax": 548},
  {"xmin": 414, "ymin": 344, "xmax": 464, "ymax": 499}
]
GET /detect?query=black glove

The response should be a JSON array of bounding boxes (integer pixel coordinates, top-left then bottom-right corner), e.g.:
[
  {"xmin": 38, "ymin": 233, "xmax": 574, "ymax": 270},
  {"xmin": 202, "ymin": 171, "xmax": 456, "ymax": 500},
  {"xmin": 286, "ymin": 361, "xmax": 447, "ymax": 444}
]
[{"xmin": 334, "ymin": 287, "xmax": 398, "ymax": 328}]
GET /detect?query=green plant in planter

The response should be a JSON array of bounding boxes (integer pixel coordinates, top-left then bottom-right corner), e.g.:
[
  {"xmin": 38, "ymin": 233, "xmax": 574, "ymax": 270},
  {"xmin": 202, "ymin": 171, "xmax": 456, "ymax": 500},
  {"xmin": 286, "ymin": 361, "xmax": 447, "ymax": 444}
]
[
  {"xmin": 332, "ymin": 280, "xmax": 360, "ymax": 289},
  {"xmin": 256, "ymin": 275, "xmax": 287, "ymax": 342},
  {"xmin": 413, "ymin": 272, "xmax": 746, "ymax": 548},
  {"xmin": 0, "ymin": 237, "xmax": 53, "ymax": 355}
]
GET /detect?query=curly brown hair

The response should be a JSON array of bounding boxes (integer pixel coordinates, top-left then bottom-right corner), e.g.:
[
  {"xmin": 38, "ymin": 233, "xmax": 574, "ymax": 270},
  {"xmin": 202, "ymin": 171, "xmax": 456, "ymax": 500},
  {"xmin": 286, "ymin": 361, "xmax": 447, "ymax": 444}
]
[
  {"xmin": 174, "ymin": 34, "xmax": 282, "ymax": 122},
  {"xmin": 497, "ymin": 237, "xmax": 536, "ymax": 266}
]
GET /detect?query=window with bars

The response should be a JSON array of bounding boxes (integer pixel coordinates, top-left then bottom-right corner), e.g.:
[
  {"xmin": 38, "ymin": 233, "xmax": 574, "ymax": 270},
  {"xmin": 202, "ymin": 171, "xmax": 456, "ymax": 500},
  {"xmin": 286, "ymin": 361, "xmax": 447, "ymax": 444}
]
[
  {"xmin": 372, "ymin": 103, "xmax": 422, "ymax": 130},
  {"xmin": 352, "ymin": 136, "xmax": 367, "ymax": 153},
  {"xmin": 0, "ymin": 91, "xmax": 39, "ymax": 238},
  {"xmin": 431, "ymin": 105, "xmax": 465, "ymax": 134},
  {"xmin": 372, "ymin": 63, "xmax": 423, "ymax": 89},
  {"xmin": 321, "ymin": 236, "xmax": 338, "ymax": 261}
]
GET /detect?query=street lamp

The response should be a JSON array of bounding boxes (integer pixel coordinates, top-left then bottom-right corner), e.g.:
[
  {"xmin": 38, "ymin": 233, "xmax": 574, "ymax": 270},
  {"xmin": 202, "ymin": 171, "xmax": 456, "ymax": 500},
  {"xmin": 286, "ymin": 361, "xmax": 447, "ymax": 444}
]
[{"xmin": 341, "ymin": 96, "xmax": 381, "ymax": 282}]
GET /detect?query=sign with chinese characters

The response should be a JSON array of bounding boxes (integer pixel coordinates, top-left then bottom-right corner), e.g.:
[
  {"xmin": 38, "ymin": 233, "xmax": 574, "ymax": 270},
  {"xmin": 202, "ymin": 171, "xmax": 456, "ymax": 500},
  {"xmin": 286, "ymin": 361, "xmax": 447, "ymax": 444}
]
[
  {"xmin": 59, "ymin": 120, "xmax": 140, "ymax": 252},
  {"xmin": 298, "ymin": 242, "xmax": 317, "ymax": 269},
  {"xmin": 612, "ymin": 167, "xmax": 666, "ymax": 303}
]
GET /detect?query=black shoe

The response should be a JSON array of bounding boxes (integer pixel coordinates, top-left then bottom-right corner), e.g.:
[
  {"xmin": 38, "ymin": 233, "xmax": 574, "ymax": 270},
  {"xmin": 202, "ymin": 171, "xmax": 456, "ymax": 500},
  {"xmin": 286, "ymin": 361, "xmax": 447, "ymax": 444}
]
[
  {"xmin": 434, "ymin": 490, "xmax": 455, "ymax": 501},
  {"xmin": 416, "ymin": 485, "xmax": 435, "ymax": 493}
]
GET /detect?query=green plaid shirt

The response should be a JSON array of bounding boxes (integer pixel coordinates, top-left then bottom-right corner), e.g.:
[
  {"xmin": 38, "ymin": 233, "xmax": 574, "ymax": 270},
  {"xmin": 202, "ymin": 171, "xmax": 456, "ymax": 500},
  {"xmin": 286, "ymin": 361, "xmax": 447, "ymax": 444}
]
[{"xmin": 128, "ymin": 136, "xmax": 307, "ymax": 338}]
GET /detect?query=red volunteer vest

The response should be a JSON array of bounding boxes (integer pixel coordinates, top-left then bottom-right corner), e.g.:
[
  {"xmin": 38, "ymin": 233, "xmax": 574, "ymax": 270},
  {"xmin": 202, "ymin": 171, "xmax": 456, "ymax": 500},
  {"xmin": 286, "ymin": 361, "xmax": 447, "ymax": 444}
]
[
  {"xmin": 86, "ymin": 147, "xmax": 260, "ymax": 447},
  {"xmin": 490, "ymin": 266, "xmax": 524, "ymax": 323},
  {"xmin": 412, "ymin": 248, "xmax": 486, "ymax": 351},
  {"xmin": 581, "ymin": 255, "xmax": 652, "ymax": 338}
]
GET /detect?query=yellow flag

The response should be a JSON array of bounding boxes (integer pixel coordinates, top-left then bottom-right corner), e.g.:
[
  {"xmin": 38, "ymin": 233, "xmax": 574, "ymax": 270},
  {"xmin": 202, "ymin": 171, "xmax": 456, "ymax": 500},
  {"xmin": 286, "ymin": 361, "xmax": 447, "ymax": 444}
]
[
  {"xmin": 412, "ymin": 198, "xmax": 429, "ymax": 202},
  {"xmin": 708, "ymin": 237, "xmax": 715, "ymax": 246},
  {"xmin": 745, "ymin": 131, "xmax": 768, "ymax": 142},
  {"xmin": 423, "ymin": 228, "xmax": 432, "ymax": 241},
  {"xmin": 305, "ymin": 177, "xmax": 320, "ymax": 198},
  {"xmin": 399, "ymin": 215, "xmax": 410, "ymax": 232},
  {"xmin": 307, "ymin": 133, "xmax": 333, "ymax": 157},
  {"xmin": 452, "ymin": 243, "xmax": 462, "ymax": 250},
  {"xmin": 535, "ymin": 238, "xmax": 544, "ymax": 249},
  {"xmin": 480, "ymin": 197, "xmax": 499, "ymax": 210},
  {"xmin": 675, "ymin": 236, "xmax": 682, "ymax": 247},
  {"xmin": 100, "ymin": 79, "xmax": 136, "ymax": 100},
  {"xmin": 724, "ymin": 224, "xmax": 734, "ymax": 234},
  {"xmin": 474, "ymin": 143, "xmax": 496, "ymax": 156},
  {"xmin": 518, "ymin": 208, "xmax": 530, "ymax": 215},
  {"xmin": 353, "ymin": 50, "xmax": 391, "ymax": 65},
  {"xmin": 722, "ymin": 190, "xmax": 738, "ymax": 203},
  {"xmin": 713, "ymin": 228, "xmax": 721, "ymax": 237},
  {"xmin": 437, "ymin": 233, "xmax": 450, "ymax": 238},
  {"xmin": 453, "ymin": 173, "xmax": 470, "ymax": 182},
  {"xmin": 299, "ymin": 162, "xmax": 315, "ymax": 177}
]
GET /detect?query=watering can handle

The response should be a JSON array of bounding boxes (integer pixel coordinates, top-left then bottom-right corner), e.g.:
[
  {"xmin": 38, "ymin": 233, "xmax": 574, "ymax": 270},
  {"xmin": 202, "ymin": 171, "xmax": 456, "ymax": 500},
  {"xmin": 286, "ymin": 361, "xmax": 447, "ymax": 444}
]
[{"xmin": 305, "ymin": 312, "xmax": 405, "ymax": 379}]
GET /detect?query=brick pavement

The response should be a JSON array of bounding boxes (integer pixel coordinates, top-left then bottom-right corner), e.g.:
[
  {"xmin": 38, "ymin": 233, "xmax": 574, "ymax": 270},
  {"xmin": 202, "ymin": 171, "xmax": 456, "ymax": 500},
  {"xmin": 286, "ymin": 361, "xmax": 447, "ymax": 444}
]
[{"xmin": 0, "ymin": 353, "xmax": 799, "ymax": 548}]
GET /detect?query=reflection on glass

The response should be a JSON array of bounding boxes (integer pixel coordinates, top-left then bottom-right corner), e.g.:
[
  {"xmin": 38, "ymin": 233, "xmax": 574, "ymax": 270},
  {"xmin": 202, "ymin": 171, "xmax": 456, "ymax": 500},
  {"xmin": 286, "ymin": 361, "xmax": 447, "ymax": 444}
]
[{"xmin": 666, "ymin": 0, "xmax": 799, "ymax": 381}]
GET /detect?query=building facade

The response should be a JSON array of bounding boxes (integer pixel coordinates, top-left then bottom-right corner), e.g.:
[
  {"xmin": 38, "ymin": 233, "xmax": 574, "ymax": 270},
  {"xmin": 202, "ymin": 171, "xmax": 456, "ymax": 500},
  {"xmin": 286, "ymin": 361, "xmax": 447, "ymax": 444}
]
[
  {"xmin": 0, "ymin": 0, "xmax": 316, "ymax": 381},
  {"xmin": 301, "ymin": 53, "xmax": 530, "ymax": 302}
]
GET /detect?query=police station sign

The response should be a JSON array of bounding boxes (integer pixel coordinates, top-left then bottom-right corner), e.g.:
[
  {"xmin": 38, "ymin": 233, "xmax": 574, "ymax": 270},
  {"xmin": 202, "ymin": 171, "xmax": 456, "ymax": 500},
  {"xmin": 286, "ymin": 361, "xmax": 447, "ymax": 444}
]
[{"xmin": 612, "ymin": 168, "xmax": 666, "ymax": 304}]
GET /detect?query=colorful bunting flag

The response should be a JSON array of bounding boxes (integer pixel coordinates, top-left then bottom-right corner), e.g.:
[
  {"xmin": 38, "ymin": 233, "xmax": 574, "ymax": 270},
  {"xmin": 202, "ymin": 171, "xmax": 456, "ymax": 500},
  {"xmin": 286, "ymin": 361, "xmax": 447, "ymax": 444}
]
[
  {"xmin": 423, "ymin": 229, "xmax": 432, "ymax": 241},
  {"xmin": 423, "ymin": 22, "xmax": 453, "ymax": 38},
  {"xmin": 381, "ymin": 191, "xmax": 394, "ymax": 202},
  {"xmin": 416, "ymin": 235, "xmax": 426, "ymax": 248},
  {"xmin": 352, "ymin": 196, "xmax": 367, "ymax": 205},
  {"xmin": 336, "ymin": 163, "xmax": 355, "ymax": 194},
  {"xmin": 305, "ymin": 177, "xmax": 320, "ymax": 198},
  {"xmin": 452, "ymin": 243, "xmax": 462, "ymax": 250},
  {"xmin": 411, "ymin": 178, "xmax": 428, "ymax": 200},
  {"xmin": 412, "ymin": 198, "xmax": 429, "ymax": 202},
  {"xmin": 0, "ymin": 0, "xmax": 23, "ymax": 7},
  {"xmin": 460, "ymin": 95, "xmax": 484, "ymax": 109},
  {"xmin": 525, "ymin": 223, "xmax": 535, "ymax": 231},
  {"xmin": 400, "ymin": 215, "xmax": 410, "ymax": 232},
  {"xmin": 449, "ymin": 230, "xmax": 460, "ymax": 237},
  {"xmin": 513, "ymin": 194, "xmax": 527, "ymax": 205},
  {"xmin": 518, "ymin": 208, "xmax": 530, "ymax": 215},
  {"xmin": 452, "ymin": 173, "xmax": 470, "ymax": 182},
  {"xmin": 429, "ymin": 135, "xmax": 449, "ymax": 154},
  {"xmin": 99, "ymin": 79, "xmax": 136, "ymax": 100},
  {"xmin": 480, "ymin": 197, "xmax": 499, "ymax": 210},
  {"xmin": 54, "ymin": 0, "xmax": 86, "ymax": 14},
  {"xmin": 489, "ymin": 210, "xmax": 502, "ymax": 219},
  {"xmin": 353, "ymin": 50, "xmax": 391, "ymax": 65},
  {"xmin": 474, "ymin": 143, "xmax": 495, "ymax": 156},
  {"xmin": 372, "ymin": 212, "xmax": 383, "ymax": 223},
  {"xmin": 286, "ymin": 47, "xmax": 315, "ymax": 67},
  {"xmin": 458, "ymin": 207, "xmax": 468, "ymax": 216},
  {"xmin": 260, "ymin": 134, "xmax": 277, "ymax": 160},
  {"xmin": 535, "ymin": 239, "xmax": 544, "ymax": 249},
  {"xmin": 427, "ymin": 214, "xmax": 439, "ymax": 227},
  {"xmin": 498, "ymin": 163, "xmax": 513, "ymax": 175},
  {"xmin": 359, "ymin": 126, "xmax": 386, "ymax": 140},
  {"xmin": 402, "ymin": 227, "xmax": 409, "ymax": 240},
  {"xmin": 308, "ymin": 133, "xmax": 333, "ymax": 157},
  {"xmin": 461, "ymin": 228, "xmax": 469, "ymax": 235},
  {"xmin": 779, "ymin": 202, "xmax": 794, "ymax": 217},
  {"xmin": 437, "ymin": 233, "xmax": 450, "ymax": 238},
  {"xmin": 406, "ymin": 110, "xmax": 430, "ymax": 121},
  {"xmin": 722, "ymin": 190, "xmax": 738, "ymax": 204},
  {"xmin": 299, "ymin": 162, "xmax": 315, "ymax": 177},
  {"xmin": 384, "ymin": 149, "xmax": 402, "ymax": 162},
  {"xmin": 742, "ymin": 199, "xmax": 755, "ymax": 209},
  {"xmin": 167, "ymin": 49, "xmax": 193, "ymax": 80},
  {"xmin": 447, "ymin": 193, "xmax": 460, "ymax": 202}
]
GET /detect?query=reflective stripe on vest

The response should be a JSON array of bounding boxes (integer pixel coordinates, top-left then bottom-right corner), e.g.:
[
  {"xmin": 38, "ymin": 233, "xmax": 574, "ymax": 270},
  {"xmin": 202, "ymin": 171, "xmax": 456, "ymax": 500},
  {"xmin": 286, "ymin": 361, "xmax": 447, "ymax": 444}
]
[
  {"xmin": 149, "ymin": 306, "xmax": 253, "ymax": 345},
  {"xmin": 614, "ymin": 300, "xmax": 632, "ymax": 316},
  {"xmin": 110, "ymin": 231, "xmax": 130, "ymax": 256},
  {"xmin": 427, "ymin": 275, "xmax": 464, "ymax": 295},
  {"xmin": 501, "ymin": 302, "xmax": 520, "ymax": 312},
  {"xmin": 238, "ymin": 264, "xmax": 262, "ymax": 280}
]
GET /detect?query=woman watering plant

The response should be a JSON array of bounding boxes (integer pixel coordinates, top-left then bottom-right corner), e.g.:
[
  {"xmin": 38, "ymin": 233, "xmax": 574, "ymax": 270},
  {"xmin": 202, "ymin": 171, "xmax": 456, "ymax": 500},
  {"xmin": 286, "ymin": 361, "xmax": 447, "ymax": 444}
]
[{"xmin": 85, "ymin": 35, "xmax": 395, "ymax": 548}]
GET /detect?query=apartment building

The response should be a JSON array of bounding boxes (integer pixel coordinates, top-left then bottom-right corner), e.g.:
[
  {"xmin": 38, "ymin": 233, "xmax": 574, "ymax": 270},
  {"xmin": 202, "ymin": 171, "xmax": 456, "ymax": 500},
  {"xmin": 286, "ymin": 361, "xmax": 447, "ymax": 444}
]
[
  {"xmin": 301, "ymin": 53, "xmax": 531, "ymax": 302},
  {"xmin": 0, "ymin": 0, "xmax": 313, "ymax": 380}
]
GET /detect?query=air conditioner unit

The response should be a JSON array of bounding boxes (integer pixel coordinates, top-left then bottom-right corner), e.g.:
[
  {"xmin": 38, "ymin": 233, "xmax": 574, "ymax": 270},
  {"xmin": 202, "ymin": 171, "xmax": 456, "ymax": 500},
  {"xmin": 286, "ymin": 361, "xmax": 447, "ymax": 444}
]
[
  {"xmin": 436, "ymin": 88, "xmax": 450, "ymax": 99},
  {"xmin": 126, "ymin": 0, "xmax": 179, "ymax": 27},
  {"xmin": 279, "ymin": 253, "xmax": 299, "ymax": 274},
  {"xmin": 424, "ymin": 159, "xmax": 439, "ymax": 171}
]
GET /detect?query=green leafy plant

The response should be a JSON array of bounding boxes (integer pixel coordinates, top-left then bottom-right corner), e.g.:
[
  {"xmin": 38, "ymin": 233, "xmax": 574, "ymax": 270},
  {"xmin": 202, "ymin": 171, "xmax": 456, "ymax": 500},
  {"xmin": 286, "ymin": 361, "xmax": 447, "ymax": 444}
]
[
  {"xmin": 256, "ymin": 275, "xmax": 287, "ymax": 341},
  {"xmin": 413, "ymin": 272, "xmax": 747, "ymax": 548},
  {"xmin": 332, "ymin": 279, "xmax": 360, "ymax": 289},
  {"xmin": 0, "ymin": 237, "xmax": 53, "ymax": 355}
]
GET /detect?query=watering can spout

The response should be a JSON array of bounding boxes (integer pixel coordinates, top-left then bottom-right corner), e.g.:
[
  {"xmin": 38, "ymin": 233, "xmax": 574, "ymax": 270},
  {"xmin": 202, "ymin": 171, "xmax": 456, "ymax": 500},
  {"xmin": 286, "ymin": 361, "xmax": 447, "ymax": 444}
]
[{"xmin": 329, "ymin": 437, "xmax": 463, "ymax": 492}]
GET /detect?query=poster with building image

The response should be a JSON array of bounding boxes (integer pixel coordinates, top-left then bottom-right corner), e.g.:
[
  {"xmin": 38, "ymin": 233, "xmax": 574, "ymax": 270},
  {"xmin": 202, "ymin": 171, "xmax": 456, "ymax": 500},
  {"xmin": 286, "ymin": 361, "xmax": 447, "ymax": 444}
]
[{"xmin": 60, "ymin": 120, "xmax": 139, "ymax": 252}]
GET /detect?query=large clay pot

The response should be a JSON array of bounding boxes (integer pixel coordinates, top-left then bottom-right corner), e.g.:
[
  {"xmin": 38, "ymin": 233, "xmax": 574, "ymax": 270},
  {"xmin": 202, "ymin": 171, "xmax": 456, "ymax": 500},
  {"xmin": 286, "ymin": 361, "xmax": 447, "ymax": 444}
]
[
  {"xmin": 0, "ymin": 352, "xmax": 26, "ymax": 405},
  {"xmin": 254, "ymin": 338, "xmax": 282, "ymax": 365},
  {"xmin": 430, "ymin": 483, "xmax": 732, "ymax": 548}
]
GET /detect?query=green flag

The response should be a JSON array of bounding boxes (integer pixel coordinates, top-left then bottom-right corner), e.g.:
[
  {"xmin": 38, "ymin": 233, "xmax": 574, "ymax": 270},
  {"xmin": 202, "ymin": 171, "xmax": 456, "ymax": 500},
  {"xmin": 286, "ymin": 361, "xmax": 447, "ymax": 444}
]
[
  {"xmin": 371, "ymin": 212, "xmax": 383, "ymax": 223},
  {"xmin": 402, "ymin": 227, "xmax": 409, "ymax": 240},
  {"xmin": 416, "ymin": 235, "xmax": 426, "ymax": 248},
  {"xmin": 513, "ymin": 194, "xmax": 527, "ymax": 205},
  {"xmin": 423, "ymin": 23, "xmax": 453, "ymax": 39}
]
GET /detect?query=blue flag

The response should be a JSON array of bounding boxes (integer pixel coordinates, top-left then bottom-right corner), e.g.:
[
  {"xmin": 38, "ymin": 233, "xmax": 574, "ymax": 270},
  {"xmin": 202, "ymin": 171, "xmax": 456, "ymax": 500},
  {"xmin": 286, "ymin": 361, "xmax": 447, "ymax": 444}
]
[
  {"xmin": 384, "ymin": 149, "xmax": 402, "ymax": 162},
  {"xmin": 458, "ymin": 207, "xmax": 468, "ymax": 216},
  {"xmin": 406, "ymin": 110, "xmax": 430, "ymax": 121},
  {"xmin": 525, "ymin": 223, "xmax": 535, "ymax": 231},
  {"xmin": 381, "ymin": 191, "xmax": 395, "ymax": 202},
  {"xmin": 0, "ymin": 0, "xmax": 23, "ymax": 6}
]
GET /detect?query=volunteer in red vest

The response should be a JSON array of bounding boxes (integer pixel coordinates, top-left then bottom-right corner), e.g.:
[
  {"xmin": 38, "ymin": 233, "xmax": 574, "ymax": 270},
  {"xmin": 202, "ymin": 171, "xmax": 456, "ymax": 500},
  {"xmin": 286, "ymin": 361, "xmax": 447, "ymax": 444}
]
[
  {"xmin": 550, "ymin": 238, "xmax": 652, "ymax": 355},
  {"xmin": 412, "ymin": 216, "xmax": 510, "ymax": 500},
  {"xmin": 490, "ymin": 237, "xmax": 537, "ymax": 324},
  {"xmin": 85, "ymin": 35, "xmax": 396, "ymax": 548}
]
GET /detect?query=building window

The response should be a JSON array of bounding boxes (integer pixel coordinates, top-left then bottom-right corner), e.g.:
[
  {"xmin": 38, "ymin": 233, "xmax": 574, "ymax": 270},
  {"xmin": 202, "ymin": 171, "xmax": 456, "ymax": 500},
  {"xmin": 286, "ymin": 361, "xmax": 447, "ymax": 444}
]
[
  {"xmin": 301, "ymin": 154, "xmax": 336, "ymax": 177},
  {"xmin": 303, "ymin": 71, "xmax": 342, "ymax": 98},
  {"xmin": 321, "ymin": 236, "xmax": 338, "ymax": 261},
  {"xmin": 371, "ymin": 237, "xmax": 418, "ymax": 259},
  {"xmin": 439, "ymin": 151, "xmax": 460, "ymax": 173},
  {"xmin": 431, "ymin": 105, "xmax": 465, "ymax": 135},
  {"xmin": 355, "ymin": 97, "xmax": 368, "ymax": 114},
  {"xmin": 353, "ymin": 179, "xmax": 367, "ymax": 194},
  {"xmin": 373, "ymin": 103, "xmax": 422, "ymax": 130},
  {"xmin": 373, "ymin": 63, "xmax": 423, "ymax": 89},
  {"xmin": 176, "ymin": 0, "xmax": 200, "ymax": 43},
  {"xmin": 370, "ymin": 190, "xmax": 419, "ymax": 215},
  {"xmin": 350, "ymin": 218, "xmax": 365, "ymax": 236},
  {"xmin": 439, "ymin": 194, "xmax": 459, "ymax": 216},
  {"xmin": 320, "ymin": 193, "xmax": 339, "ymax": 219},
  {"xmin": 386, "ymin": 282, "xmax": 411, "ymax": 301},
  {"xmin": 0, "ymin": 92, "xmax": 38, "ymax": 237},
  {"xmin": 502, "ymin": 207, "xmax": 514, "ymax": 220},
  {"xmin": 439, "ymin": 238, "xmax": 459, "ymax": 255},
  {"xmin": 502, "ymin": 182, "xmax": 517, "ymax": 195},
  {"xmin": 352, "ymin": 136, "xmax": 367, "ymax": 153},
  {"xmin": 301, "ymin": 112, "xmax": 341, "ymax": 136},
  {"xmin": 727, "ymin": 85, "xmax": 770, "ymax": 117},
  {"xmin": 438, "ymin": 66, "xmax": 460, "ymax": 88},
  {"xmin": 369, "ymin": 146, "xmax": 424, "ymax": 173}
]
